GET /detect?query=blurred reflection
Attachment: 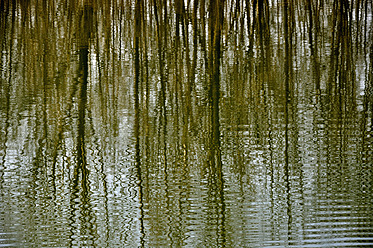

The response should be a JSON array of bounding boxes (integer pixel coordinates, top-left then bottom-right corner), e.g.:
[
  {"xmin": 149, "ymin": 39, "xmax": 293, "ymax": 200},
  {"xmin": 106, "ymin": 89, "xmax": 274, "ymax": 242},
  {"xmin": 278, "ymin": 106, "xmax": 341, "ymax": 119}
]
[
  {"xmin": 134, "ymin": 0, "xmax": 145, "ymax": 245},
  {"xmin": 68, "ymin": 3, "xmax": 96, "ymax": 247},
  {"xmin": 0, "ymin": 0, "xmax": 372, "ymax": 247},
  {"xmin": 206, "ymin": 0, "xmax": 226, "ymax": 245}
]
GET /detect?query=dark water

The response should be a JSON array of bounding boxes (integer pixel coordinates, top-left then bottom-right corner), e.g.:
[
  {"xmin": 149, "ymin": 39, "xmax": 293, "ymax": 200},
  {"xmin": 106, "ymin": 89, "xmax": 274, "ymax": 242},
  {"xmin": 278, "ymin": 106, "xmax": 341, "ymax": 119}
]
[{"xmin": 1, "ymin": 0, "xmax": 373, "ymax": 247}]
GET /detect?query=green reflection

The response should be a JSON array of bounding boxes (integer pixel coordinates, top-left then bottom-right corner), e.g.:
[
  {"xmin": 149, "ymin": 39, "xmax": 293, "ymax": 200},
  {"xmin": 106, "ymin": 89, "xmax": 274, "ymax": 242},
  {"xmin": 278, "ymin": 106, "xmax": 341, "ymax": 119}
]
[
  {"xmin": 0, "ymin": 0, "xmax": 372, "ymax": 247},
  {"xmin": 69, "ymin": 3, "xmax": 97, "ymax": 247}
]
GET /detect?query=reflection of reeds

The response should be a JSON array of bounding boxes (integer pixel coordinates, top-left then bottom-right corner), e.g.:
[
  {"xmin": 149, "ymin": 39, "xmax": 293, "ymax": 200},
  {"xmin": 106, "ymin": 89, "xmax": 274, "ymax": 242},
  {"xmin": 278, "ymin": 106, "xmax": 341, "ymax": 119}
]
[
  {"xmin": 1, "ymin": 0, "xmax": 372, "ymax": 245},
  {"xmin": 69, "ymin": 4, "xmax": 97, "ymax": 246},
  {"xmin": 134, "ymin": 0, "xmax": 146, "ymax": 244}
]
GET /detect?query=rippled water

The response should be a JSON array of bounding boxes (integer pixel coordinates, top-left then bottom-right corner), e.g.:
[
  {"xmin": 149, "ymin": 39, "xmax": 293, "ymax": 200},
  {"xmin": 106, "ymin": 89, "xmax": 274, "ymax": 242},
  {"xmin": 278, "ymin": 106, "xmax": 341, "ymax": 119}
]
[{"xmin": 1, "ymin": 0, "xmax": 373, "ymax": 247}]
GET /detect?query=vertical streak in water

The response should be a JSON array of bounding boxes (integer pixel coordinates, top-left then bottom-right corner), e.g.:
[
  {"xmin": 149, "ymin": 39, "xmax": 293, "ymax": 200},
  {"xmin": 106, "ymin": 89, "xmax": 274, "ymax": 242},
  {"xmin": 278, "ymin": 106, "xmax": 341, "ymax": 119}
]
[
  {"xmin": 162, "ymin": 0, "xmax": 171, "ymax": 242},
  {"xmin": 153, "ymin": 0, "xmax": 167, "ymax": 125},
  {"xmin": 245, "ymin": 0, "xmax": 253, "ymax": 55},
  {"xmin": 307, "ymin": 0, "xmax": 321, "ymax": 94},
  {"xmin": 134, "ymin": 0, "xmax": 145, "ymax": 245},
  {"xmin": 69, "ymin": 4, "xmax": 96, "ymax": 247},
  {"xmin": 199, "ymin": 0, "xmax": 208, "ymax": 72},
  {"xmin": 360, "ymin": 23, "xmax": 373, "ymax": 205},
  {"xmin": 208, "ymin": 0, "xmax": 226, "ymax": 246},
  {"xmin": 140, "ymin": 1, "xmax": 151, "ymax": 216},
  {"xmin": 168, "ymin": 0, "xmax": 186, "ymax": 244},
  {"xmin": 175, "ymin": 0, "xmax": 181, "ymax": 131},
  {"xmin": 141, "ymin": 0, "xmax": 150, "ymax": 153},
  {"xmin": 93, "ymin": 6, "xmax": 111, "ymax": 240},
  {"xmin": 283, "ymin": 0, "xmax": 293, "ymax": 243},
  {"xmin": 41, "ymin": 2, "xmax": 50, "ymax": 189},
  {"xmin": 154, "ymin": 1, "xmax": 172, "ymax": 242},
  {"xmin": 182, "ymin": 0, "xmax": 198, "ymax": 145},
  {"xmin": 0, "ymin": 0, "xmax": 15, "ymax": 193}
]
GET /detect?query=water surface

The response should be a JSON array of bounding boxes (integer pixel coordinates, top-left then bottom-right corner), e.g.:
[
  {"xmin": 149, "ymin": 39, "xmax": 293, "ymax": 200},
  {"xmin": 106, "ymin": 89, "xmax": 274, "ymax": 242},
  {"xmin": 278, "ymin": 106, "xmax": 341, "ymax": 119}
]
[{"xmin": 1, "ymin": 0, "xmax": 372, "ymax": 247}]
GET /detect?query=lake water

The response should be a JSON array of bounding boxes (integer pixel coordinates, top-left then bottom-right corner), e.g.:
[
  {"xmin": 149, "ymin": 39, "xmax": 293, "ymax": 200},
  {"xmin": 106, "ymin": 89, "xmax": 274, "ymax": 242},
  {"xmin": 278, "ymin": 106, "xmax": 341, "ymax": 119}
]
[{"xmin": 1, "ymin": 0, "xmax": 372, "ymax": 247}]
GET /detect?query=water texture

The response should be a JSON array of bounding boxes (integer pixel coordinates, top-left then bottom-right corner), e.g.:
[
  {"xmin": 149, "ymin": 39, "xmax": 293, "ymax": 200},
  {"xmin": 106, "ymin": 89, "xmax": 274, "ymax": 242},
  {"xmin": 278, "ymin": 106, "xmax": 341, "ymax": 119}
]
[{"xmin": 0, "ymin": 0, "xmax": 372, "ymax": 247}]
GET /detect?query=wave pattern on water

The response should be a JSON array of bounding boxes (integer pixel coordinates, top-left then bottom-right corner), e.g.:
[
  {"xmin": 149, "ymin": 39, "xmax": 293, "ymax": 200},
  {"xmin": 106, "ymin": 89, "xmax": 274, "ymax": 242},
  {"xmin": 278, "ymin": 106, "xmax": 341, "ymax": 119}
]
[{"xmin": 0, "ymin": 0, "xmax": 372, "ymax": 247}]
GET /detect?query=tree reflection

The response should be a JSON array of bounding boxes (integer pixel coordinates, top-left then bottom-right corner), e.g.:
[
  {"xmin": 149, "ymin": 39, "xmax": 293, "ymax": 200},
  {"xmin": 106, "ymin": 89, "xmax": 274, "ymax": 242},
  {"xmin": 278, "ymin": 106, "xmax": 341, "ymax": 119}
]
[
  {"xmin": 0, "ymin": 0, "xmax": 372, "ymax": 247},
  {"xmin": 207, "ymin": 0, "xmax": 226, "ymax": 245},
  {"xmin": 69, "ymin": 3, "xmax": 97, "ymax": 246},
  {"xmin": 134, "ymin": 0, "xmax": 145, "ymax": 245}
]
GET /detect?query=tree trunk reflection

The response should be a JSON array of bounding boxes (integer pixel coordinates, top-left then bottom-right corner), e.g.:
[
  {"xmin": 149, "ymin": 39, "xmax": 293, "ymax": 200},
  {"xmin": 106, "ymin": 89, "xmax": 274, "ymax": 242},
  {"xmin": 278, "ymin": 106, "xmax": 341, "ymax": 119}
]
[
  {"xmin": 69, "ymin": 3, "xmax": 96, "ymax": 246},
  {"xmin": 207, "ymin": 0, "xmax": 226, "ymax": 245}
]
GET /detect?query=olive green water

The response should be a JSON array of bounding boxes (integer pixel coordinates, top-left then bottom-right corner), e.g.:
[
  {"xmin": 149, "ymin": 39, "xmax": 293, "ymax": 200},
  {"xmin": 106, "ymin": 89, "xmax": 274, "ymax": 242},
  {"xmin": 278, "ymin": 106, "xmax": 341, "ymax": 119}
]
[{"xmin": 1, "ymin": 0, "xmax": 372, "ymax": 247}]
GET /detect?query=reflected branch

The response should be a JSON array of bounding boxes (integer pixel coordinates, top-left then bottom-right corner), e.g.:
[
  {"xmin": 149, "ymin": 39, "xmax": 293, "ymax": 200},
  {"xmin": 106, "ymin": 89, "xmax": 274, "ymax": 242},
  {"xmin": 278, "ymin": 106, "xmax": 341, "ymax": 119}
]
[
  {"xmin": 134, "ymin": 0, "xmax": 145, "ymax": 245},
  {"xmin": 207, "ymin": 0, "xmax": 226, "ymax": 245},
  {"xmin": 69, "ymin": 3, "xmax": 97, "ymax": 246}
]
